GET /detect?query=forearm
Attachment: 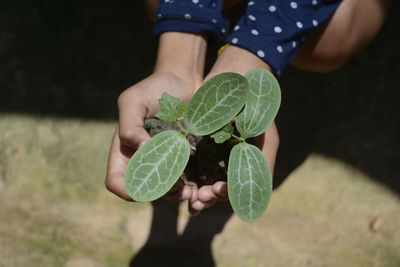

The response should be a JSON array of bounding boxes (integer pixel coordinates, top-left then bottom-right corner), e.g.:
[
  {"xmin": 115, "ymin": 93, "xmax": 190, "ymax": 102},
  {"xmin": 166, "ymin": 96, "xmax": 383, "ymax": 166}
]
[
  {"xmin": 154, "ymin": 32, "xmax": 207, "ymax": 83},
  {"xmin": 207, "ymin": 45, "xmax": 271, "ymax": 77}
]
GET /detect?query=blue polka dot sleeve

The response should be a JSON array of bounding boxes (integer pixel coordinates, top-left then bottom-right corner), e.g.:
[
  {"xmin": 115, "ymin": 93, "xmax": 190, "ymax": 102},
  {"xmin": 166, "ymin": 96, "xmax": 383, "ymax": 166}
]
[
  {"xmin": 154, "ymin": 0, "xmax": 340, "ymax": 75},
  {"xmin": 154, "ymin": 0, "xmax": 228, "ymax": 40},
  {"xmin": 227, "ymin": 0, "xmax": 340, "ymax": 75}
]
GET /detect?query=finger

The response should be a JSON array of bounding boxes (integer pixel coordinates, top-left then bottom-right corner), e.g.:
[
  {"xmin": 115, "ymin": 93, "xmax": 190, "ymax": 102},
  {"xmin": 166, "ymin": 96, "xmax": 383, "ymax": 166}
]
[
  {"xmin": 188, "ymin": 183, "xmax": 200, "ymax": 216},
  {"xmin": 197, "ymin": 185, "xmax": 218, "ymax": 202},
  {"xmin": 191, "ymin": 199, "xmax": 217, "ymax": 212},
  {"xmin": 190, "ymin": 185, "xmax": 218, "ymax": 211},
  {"xmin": 180, "ymin": 185, "xmax": 193, "ymax": 201},
  {"xmin": 212, "ymin": 181, "xmax": 228, "ymax": 201},
  {"xmin": 190, "ymin": 182, "xmax": 198, "ymax": 204},
  {"xmin": 117, "ymin": 89, "xmax": 151, "ymax": 149},
  {"xmin": 188, "ymin": 202, "xmax": 200, "ymax": 216},
  {"xmin": 105, "ymin": 128, "xmax": 135, "ymax": 201}
]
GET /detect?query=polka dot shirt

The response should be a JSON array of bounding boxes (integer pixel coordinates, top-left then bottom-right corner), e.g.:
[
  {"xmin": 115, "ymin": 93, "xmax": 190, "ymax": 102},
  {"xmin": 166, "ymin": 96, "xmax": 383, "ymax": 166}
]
[{"xmin": 154, "ymin": 0, "xmax": 340, "ymax": 75}]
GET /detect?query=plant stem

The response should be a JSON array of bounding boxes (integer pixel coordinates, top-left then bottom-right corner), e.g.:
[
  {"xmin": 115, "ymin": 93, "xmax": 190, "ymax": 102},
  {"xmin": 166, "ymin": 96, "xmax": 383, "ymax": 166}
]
[
  {"xmin": 176, "ymin": 120, "xmax": 187, "ymax": 135},
  {"xmin": 232, "ymin": 134, "xmax": 245, "ymax": 142}
]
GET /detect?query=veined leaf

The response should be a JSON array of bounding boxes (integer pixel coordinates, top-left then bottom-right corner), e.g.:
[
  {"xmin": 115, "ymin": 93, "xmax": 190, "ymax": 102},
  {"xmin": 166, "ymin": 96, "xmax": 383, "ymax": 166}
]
[
  {"xmin": 185, "ymin": 72, "xmax": 248, "ymax": 136},
  {"xmin": 227, "ymin": 142, "xmax": 272, "ymax": 222},
  {"xmin": 210, "ymin": 123, "xmax": 233, "ymax": 144},
  {"xmin": 124, "ymin": 130, "xmax": 190, "ymax": 202},
  {"xmin": 155, "ymin": 92, "xmax": 187, "ymax": 122},
  {"xmin": 236, "ymin": 68, "xmax": 281, "ymax": 139}
]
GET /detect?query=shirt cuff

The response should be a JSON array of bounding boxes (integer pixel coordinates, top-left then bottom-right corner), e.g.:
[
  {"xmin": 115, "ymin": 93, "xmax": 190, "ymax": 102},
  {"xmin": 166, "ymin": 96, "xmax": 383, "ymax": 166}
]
[{"xmin": 153, "ymin": 0, "xmax": 227, "ymax": 41}]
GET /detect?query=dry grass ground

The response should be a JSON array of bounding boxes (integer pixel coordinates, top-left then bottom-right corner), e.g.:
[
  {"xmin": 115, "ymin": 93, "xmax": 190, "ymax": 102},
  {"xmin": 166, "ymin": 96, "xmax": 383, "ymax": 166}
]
[{"xmin": 0, "ymin": 115, "xmax": 399, "ymax": 267}]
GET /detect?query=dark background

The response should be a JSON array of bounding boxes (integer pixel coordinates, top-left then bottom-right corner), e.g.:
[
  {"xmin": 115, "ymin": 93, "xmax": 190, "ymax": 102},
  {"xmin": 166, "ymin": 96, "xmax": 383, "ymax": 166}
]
[{"xmin": 1, "ymin": 1, "xmax": 399, "ymax": 193}]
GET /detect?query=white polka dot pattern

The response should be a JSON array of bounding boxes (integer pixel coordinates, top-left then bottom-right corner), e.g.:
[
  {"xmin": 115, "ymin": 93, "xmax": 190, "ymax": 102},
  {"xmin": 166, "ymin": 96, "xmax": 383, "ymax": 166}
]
[
  {"xmin": 269, "ymin": 5, "xmax": 277, "ymax": 12},
  {"xmin": 274, "ymin": 26, "xmax": 282, "ymax": 33},
  {"xmin": 248, "ymin": 15, "xmax": 256, "ymax": 21}
]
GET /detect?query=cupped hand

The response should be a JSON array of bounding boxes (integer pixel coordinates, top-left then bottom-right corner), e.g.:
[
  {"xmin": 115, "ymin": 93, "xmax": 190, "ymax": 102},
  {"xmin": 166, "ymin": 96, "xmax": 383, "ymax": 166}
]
[{"xmin": 105, "ymin": 71, "xmax": 201, "ymax": 204}]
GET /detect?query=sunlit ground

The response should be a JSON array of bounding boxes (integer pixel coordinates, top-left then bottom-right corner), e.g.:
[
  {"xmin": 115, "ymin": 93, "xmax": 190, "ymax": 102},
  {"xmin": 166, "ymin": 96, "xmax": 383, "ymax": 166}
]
[{"xmin": 1, "ymin": 115, "xmax": 399, "ymax": 267}]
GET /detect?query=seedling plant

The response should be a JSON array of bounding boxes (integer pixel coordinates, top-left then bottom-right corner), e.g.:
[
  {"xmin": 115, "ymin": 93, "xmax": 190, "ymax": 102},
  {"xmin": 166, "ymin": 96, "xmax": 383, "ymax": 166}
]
[{"xmin": 124, "ymin": 68, "xmax": 281, "ymax": 221}]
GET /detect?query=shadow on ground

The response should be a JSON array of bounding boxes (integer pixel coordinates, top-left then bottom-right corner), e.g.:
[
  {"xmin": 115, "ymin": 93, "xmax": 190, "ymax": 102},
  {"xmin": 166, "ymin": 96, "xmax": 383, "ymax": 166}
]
[
  {"xmin": 1, "ymin": 1, "xmax": 400, "ymax": 266},
  {"xmin": 130, "ymin": 200, "xmax": 233, "ymax": 267}
]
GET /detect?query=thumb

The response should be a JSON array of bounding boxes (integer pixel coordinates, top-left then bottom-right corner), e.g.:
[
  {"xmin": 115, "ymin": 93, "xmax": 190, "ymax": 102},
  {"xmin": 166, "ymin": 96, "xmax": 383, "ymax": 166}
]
[{"xmin": 118, "ymin": 92, "xmax": 151, "ymax": 149}]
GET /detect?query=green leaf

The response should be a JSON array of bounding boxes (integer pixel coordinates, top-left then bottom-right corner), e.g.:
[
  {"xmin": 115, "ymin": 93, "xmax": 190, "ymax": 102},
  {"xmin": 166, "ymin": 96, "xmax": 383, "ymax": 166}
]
[
  {"xmin": 184, "ymin": 72, "xmax": 249, "ymax": 136},
  {"xmin": 236, "ymin": 68, "xmax": 281, "ymax": 139},
  {"xmin": 227, "ymin": 142, "xmax": 272, "ymax": 222},
  {"xmin": 210, "ymin": 123, "xmax": 233, "ymax": 143},
  {"xmin": 124, "ymin": 130, "xmax": 190, "ymax": 202},
  {"xmin": 155, "ymin": 92, "xmax": 187, "ymax": 122}
]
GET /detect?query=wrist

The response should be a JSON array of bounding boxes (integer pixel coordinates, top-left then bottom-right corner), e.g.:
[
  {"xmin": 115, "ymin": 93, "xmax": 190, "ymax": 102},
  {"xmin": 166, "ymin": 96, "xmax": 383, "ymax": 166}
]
[
  {"xmin": 207, "ymin": 45, "xmax": 272, "ymax": 78},
  {"xmin": 154, "ymin": 32, "xmax": 207, "ymax": 83}
]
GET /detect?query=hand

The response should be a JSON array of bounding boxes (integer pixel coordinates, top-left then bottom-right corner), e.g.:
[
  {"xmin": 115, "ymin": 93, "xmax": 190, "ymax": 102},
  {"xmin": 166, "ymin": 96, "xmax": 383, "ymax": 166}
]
[
  {"xmin": 190, "ymin": 45, "xmax": 280, "ymax": 214},
  {"xmin": 105, "ymin": 32, "xmax": 206, "ymax": 206},
  {"xmin": 106, "ymin": 71, "xmax": 200, "ymax": 201}
]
